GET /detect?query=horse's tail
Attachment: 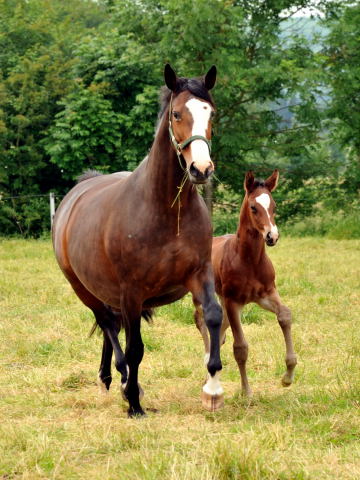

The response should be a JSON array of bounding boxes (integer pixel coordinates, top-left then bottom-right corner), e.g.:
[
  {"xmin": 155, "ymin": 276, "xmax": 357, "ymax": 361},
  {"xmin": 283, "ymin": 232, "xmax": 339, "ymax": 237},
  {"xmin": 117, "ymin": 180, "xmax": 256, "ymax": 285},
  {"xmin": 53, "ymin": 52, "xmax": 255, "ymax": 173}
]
[
  {"xmin": 89, "ymin": 307, "xmax": 153, "ymax": 337},
  {"xmin": 77, "ymin": 170, "xmax": 103, "ymax": 184}
]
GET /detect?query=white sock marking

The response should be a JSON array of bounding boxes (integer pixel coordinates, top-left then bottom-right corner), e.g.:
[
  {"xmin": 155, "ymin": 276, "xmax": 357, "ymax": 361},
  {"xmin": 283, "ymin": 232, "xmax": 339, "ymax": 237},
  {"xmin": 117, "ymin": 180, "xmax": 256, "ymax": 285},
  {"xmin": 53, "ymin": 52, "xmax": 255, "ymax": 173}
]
[{"xmin": 203, "ymin": 371, "xmax": 224, "ymax": 396}]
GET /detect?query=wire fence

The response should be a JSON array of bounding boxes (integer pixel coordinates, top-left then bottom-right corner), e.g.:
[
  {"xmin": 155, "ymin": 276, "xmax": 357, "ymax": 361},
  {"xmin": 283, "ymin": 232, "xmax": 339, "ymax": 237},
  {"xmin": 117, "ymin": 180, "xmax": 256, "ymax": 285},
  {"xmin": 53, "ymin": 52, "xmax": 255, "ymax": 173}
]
[{"xmin": 0, "ymin": 190, "xmax": 239, "ymax": 237}]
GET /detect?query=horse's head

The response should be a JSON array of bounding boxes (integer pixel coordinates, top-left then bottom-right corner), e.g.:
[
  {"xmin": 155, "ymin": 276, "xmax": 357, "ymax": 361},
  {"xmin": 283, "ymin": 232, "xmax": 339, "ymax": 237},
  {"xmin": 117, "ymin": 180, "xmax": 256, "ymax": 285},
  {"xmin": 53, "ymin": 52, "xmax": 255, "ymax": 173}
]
[
  {"xmin": 244, "ymin": 170, "xmax": 280, "ymax": 246},
  {"xmin": 164, "ymin": 64, "xmax": 217, "ymax": 184}
]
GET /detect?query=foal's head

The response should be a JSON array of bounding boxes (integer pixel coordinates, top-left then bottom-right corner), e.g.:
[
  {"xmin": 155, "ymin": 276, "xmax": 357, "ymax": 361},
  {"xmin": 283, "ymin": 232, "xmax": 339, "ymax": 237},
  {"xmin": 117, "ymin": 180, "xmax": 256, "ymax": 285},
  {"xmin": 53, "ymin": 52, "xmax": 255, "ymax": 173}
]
[
  {"xmin": 163, "ymin": 64, "xmax": 217, "ymax": 184},
  {"xmin": 244, "ymin": 170, "xmax": 280, "ymax": 246}
]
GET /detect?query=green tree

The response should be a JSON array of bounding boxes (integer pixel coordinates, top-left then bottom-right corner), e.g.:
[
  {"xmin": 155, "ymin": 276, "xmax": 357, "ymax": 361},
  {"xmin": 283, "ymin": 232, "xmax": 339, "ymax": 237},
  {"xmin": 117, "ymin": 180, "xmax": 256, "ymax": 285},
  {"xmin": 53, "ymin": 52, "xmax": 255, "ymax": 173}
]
[
  {"xmin": 323, "ymin": 1, "xmax": 360, "ymax": 195},
  {"xmin": 47, "ymin": 0, "xmax": 326, "ymax": 190},
  {"xmin": 0, "ymin": 0, "xmax": 107, "ymax": 235}
]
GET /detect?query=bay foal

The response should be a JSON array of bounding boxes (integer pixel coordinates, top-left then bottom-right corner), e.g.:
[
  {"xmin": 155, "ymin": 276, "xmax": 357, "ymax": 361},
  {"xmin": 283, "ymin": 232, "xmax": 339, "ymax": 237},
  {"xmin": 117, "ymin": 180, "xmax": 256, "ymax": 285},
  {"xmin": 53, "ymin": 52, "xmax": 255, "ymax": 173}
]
[{"xmin": 195, "ymin": 170, "xmax": 297, "ymax": 396}]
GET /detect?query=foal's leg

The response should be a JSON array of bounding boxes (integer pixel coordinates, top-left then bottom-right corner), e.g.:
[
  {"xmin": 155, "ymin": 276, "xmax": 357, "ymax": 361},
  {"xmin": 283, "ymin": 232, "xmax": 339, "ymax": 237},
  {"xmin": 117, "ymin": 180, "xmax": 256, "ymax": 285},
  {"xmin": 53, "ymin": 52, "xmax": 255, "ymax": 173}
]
[
  {"xmin": 257, "ymin": 290, "xmax": 297, "ymax": 386},
  {"xmin": 224, "ymin": 299, "xmax": 251, "ymax": 397},
  {"xmin": 188, "ymin": 271, "xmax": 224, "ymax": 411},
  {"xmin": 193, "ymin": 297, "xmax": 229, "ymax": 366},
  {"xmin": 193, "ymin": 300, "xmax": 210, "ymax": 365}
]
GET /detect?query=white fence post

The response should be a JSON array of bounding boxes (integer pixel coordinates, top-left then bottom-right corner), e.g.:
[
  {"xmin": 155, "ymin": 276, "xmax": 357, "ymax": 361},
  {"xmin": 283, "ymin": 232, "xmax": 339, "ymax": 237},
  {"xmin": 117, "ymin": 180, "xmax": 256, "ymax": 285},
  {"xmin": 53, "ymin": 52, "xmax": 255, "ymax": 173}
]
[{"xmin": 50, "ymin": 192, "xmax": 55, "ymax": 229}]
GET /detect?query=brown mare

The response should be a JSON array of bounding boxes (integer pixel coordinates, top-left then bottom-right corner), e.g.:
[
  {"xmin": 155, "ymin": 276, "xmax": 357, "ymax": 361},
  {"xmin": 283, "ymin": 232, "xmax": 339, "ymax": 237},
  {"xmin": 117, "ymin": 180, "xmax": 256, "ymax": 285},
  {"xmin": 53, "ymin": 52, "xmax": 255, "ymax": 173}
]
[
  {"xmin": 52, "ymin": 64, "xmax": 224, "ymax": 416},
  {"xmin": 195, "ymin": 170, "xmax": 297, "ymax": 396}
]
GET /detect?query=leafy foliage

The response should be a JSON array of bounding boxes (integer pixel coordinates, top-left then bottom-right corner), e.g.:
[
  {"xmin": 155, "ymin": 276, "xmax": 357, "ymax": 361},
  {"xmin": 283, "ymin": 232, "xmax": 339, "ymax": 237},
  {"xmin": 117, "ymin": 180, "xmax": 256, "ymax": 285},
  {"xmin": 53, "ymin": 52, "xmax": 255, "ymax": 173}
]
[{"xmin": 0, "ymin": 0, "xmax": 359, "ymax": 236}]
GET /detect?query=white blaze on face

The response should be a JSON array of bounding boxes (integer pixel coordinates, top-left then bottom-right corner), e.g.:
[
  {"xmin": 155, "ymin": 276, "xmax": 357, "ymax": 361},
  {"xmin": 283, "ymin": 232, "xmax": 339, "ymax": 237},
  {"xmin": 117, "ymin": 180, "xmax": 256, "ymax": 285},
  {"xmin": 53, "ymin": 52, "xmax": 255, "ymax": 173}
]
[
  {"xmin": 255, "ymin": 193, "xmax": 278, "ymax": 237},
  {"xmin": 185, "ymin": 98, "xmax": 213, "ymax": 172}
]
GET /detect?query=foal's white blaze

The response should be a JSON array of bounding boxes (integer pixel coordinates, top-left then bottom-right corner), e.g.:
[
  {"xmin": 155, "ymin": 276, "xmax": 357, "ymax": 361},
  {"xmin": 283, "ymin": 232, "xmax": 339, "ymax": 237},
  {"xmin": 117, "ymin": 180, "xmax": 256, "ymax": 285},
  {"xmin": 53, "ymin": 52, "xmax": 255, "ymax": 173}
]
[
  {"xmin": 203, "ymin": 371, "xmax": 224, "ymax": 396},
  {"xmin": 185, "ymin": 98, "xmax": 213, "ymax": 172},
  {"xmin": 255, "ymin": 193, "xmax": 278, "ymax": 237}
]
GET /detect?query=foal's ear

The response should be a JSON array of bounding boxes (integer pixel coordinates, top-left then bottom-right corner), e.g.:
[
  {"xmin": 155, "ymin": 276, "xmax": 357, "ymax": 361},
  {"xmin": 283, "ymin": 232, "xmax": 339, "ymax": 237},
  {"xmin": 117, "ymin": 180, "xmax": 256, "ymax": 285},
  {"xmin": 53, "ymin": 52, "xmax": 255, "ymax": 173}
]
[
  {"xmin": 164, "ymin": 63, "xmax": 178, "ymax": 91},
  {"xmin": 244, "ymin": 171, "xmax": 255, "ymax": 193},
  {"xmin": 204, "ymin": 65, "xmax": 217, "ymax": 90},
  {"xmin": 265, "ymin": 169, "xmax": 279, "ymax": 192}
]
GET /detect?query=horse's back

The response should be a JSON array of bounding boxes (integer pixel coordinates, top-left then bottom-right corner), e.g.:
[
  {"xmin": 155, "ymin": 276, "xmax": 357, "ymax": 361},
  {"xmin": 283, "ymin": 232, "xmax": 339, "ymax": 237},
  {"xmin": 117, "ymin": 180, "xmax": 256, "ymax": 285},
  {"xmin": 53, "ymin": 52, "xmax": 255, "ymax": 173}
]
[{"xmin": 52, "ymin": 172, "xmax": 130, "ymax": 268}]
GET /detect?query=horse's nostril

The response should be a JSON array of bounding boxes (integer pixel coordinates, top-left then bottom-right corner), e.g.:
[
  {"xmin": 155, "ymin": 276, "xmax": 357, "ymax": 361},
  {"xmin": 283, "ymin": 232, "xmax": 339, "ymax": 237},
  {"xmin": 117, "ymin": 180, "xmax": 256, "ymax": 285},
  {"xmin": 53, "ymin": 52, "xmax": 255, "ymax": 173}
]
[
  {"xmin": 266, "ymin": 232, "xmax": 271, "ymax": 240},
  {"xmin": 204, "ymin": 165, "xmax": 213, "ymax": 179},
  {"xmin": 189, "ymin": 162, "xmax": 199, "ymax": 178}
]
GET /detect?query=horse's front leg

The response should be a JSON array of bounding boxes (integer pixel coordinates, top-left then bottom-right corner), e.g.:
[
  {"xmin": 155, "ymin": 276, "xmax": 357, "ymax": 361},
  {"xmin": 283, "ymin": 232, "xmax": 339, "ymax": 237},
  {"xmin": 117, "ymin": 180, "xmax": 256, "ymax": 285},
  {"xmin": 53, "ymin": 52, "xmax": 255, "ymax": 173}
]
[
  {"xmin": 188, "ymin": 272, "xmax": 224, "ymax": 411},
  {"xmin": 193, "ymin": 297, "xmax": 229, "ymax": 367}
]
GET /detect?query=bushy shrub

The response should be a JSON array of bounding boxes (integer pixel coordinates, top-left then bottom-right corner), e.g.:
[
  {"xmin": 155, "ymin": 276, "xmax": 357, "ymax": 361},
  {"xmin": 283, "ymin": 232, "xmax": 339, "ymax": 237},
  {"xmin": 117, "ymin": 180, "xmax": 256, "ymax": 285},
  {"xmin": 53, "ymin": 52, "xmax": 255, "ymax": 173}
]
[{"xmin": 0, "ymin": 196, "xmax": 50, "ymax": 237}]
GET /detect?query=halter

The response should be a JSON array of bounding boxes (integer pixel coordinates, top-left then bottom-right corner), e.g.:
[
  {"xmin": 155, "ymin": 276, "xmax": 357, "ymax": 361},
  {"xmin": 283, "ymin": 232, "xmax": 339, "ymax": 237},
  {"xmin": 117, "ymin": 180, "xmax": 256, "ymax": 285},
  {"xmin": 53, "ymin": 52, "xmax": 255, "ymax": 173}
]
[{"xmin": 168, "ymin": 94, "xmax": 212, "ymax": 163}]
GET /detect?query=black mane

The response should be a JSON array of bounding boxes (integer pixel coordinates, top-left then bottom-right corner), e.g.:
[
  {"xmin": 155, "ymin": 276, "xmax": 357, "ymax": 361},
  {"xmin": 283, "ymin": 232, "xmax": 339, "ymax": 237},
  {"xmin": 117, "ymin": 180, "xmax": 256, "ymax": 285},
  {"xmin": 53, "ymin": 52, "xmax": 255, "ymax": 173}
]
[{"xmin": 159, "ymin": 76, "xmax": 214, "ymax": 118}]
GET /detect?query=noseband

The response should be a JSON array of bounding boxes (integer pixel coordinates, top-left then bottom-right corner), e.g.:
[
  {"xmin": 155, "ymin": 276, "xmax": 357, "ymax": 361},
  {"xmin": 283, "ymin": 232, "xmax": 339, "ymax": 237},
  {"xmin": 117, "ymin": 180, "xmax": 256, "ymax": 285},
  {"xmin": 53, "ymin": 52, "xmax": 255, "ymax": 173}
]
[{"xmin": 168, "ymin": 94, "xmax": 212, "ymax": 159}]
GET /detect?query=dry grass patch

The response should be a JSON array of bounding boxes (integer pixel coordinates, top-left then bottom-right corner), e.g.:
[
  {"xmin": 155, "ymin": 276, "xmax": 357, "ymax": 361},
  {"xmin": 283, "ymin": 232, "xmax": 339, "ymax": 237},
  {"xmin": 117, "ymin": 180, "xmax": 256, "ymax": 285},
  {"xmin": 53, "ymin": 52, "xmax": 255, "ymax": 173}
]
[{"xmin": 0, "ymin": 237, "xmax": 359, "ymax": 479}]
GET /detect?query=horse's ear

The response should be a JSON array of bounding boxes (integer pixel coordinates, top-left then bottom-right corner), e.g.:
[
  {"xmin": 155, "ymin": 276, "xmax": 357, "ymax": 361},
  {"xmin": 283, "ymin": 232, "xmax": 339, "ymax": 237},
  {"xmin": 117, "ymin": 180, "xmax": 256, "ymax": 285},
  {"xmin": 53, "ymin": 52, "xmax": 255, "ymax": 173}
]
[
  {"xmin": 204, "ymin": 65, "xmax": 217, "ymax": 90},
  {"xmin": 244, "ymin": 171, "xmax": 255, "ymax": 193},
  {"xmin": 164, "ymin": 63, "xmax": 178, "ymax": 91},
  {"xmin": 265, "ymin": 169, "xmax": 279, "ymax": 192}
]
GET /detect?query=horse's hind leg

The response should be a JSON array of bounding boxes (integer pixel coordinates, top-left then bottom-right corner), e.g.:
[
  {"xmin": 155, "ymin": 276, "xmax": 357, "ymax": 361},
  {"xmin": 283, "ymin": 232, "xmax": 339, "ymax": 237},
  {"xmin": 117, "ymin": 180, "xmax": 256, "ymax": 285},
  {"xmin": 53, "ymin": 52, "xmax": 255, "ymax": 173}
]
[
  {"xmin": 257, "ymin": 290, "xmax": 297, "ymax": 386},
  {"xmin": 65, "ymin": 276, "xmax": 128, "ymax": 389},
  {"xmin": 97, "ymin": 333, "xmax": 113, "ymax": 392},
  {"xmin": 123, "ymin": 318, "xmax": 145, "ymax": 417},
  {"xmin": 225, "ymin": 299, "xmax": 251, "ymax": 397},
  {"xmin": 93, "ymin": 306, "xmax": 128, "ymax": 388},
  {"xmin": 119, "ymin": 297, "xmax": 145, "ymax": 417}
]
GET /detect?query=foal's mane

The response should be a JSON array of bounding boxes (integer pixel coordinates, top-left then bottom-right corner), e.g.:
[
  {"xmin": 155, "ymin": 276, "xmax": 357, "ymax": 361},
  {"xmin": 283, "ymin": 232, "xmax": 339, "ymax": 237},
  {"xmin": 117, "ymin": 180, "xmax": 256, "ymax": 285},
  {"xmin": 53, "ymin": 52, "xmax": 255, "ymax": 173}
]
[
  {"xmin": 252, "ymin": 179, "xmax": 266, "ymax": 190},
  {"xmin": 158, "ymin": 76, "xmax": 214, "ymax": 119}
]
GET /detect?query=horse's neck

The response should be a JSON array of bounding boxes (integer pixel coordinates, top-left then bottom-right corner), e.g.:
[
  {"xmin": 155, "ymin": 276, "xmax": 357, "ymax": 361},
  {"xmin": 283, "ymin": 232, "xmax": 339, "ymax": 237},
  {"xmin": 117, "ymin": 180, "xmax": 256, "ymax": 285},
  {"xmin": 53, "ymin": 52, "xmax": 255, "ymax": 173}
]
[
  {"xmin": 235, "ymin": 199, "xmax": 265, "ymax": 263},
  {"xmin": 145, "ymin": 112, "xmax": 193, "ymax": 207}
]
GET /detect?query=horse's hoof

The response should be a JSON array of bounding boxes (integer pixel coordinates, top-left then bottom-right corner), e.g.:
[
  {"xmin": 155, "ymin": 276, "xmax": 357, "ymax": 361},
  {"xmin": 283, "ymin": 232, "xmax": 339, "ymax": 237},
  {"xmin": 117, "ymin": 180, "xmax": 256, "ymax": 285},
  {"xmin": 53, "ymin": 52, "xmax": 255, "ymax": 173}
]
[
  {"xmin": 128, "ymin": 407, "xmax": 146, "ymax": 418},
  {"xmin": 201, "ymin": 391, "xmax": 224, "ymax": 412},
  {"xmin": 97, "ymin": 374, "xmax": 110, "ymax": 393}
]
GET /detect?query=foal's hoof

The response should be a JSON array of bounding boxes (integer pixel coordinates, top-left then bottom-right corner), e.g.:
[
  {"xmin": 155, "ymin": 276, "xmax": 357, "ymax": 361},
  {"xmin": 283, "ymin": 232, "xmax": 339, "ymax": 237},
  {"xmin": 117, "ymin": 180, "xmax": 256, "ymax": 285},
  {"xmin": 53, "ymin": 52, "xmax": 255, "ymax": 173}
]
[
  {"xmin": 201, "ymin": 391, "xmax": 224, "ymax": 412},
  {"xmin": 281, "ymin": 373, "xmax": 293, "ymax": 387}
]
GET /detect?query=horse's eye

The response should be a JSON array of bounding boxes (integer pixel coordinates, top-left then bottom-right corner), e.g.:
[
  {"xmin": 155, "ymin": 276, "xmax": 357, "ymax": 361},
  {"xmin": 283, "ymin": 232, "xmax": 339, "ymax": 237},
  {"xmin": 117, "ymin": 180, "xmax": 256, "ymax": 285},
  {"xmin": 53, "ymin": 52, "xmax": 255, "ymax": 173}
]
[
  {"xmin": 251, "ymin": 206, "xmax": 257, "ymax": 213},
  {"xmin": 210, "ymin": 110, "xmax": 216, "ymax": 119},
  {"xmin": 173, "ymin": 111, "xmax": 181, "ymax": 121}
]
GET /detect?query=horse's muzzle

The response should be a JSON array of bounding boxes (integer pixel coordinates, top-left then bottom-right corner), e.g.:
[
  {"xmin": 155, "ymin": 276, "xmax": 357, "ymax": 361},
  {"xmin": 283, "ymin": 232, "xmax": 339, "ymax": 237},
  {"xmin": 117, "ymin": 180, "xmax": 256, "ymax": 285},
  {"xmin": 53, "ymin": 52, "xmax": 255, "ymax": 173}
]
[
  {"xmin": 266, "ymin": 231, "xmax": 279, "ymax": 246},
  {"xmin": 189, "ymin": 162, "xmax": 214, "ymax": 184}
]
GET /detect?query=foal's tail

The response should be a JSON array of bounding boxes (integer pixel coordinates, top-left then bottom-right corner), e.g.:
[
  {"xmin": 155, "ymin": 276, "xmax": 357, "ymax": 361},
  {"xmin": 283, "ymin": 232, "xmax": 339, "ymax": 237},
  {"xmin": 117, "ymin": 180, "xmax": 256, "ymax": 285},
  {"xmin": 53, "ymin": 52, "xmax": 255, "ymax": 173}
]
[{"xmin": 89, "ymin": 307, "xmax": 153, "ymax": 337}]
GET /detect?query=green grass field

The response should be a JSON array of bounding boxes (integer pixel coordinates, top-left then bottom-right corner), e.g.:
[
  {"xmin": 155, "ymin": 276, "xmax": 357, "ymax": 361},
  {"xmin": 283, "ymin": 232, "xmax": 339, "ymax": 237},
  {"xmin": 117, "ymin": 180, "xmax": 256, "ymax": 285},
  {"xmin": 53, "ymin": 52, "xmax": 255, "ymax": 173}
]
[{"xmin": 0, "ymin": 238, "xmax": 359, "ymax": 479}]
